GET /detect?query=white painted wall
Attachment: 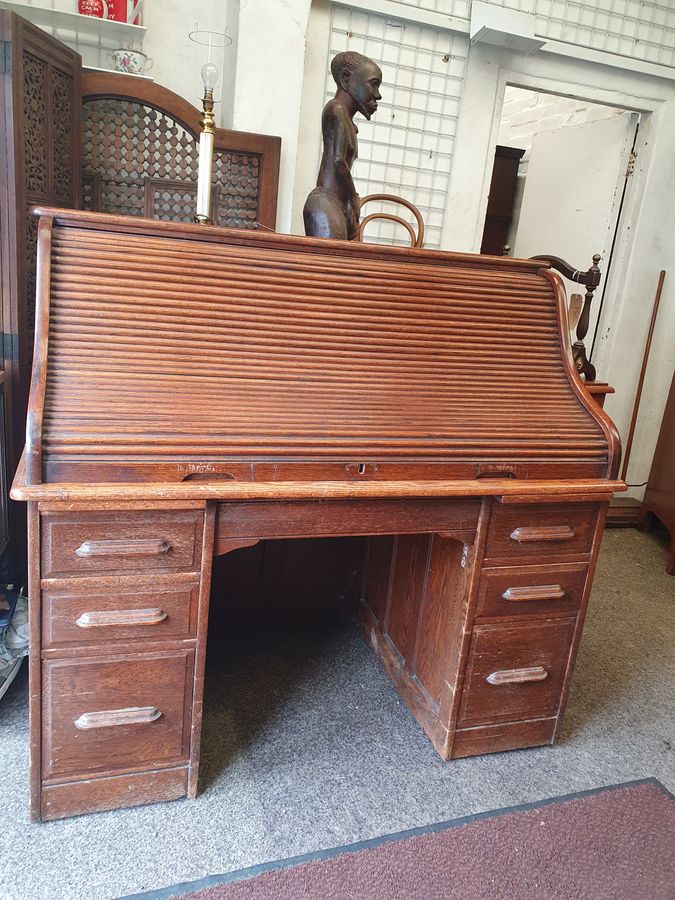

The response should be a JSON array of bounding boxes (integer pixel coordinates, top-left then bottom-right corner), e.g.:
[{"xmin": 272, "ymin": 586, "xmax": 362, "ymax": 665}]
[
  {"xmin": 496, "ymin": 88, "xmax": 628, "ymax": 251},
  {"xmin": 292, "ymin": 0, "xmax": 333, "ymax": 235},
  {"xmin": 442, "ymin": 41, "xmax": 674, "ymax": 496},
  {"xmin": 596, "ymin": 99, "xmax": 675, "ymax": 493},
  {"xmin": 230, "ymin": 0, "xmax": 312, "ymax": 232},
  {"xmin": 142, "ymin": 0, "xmax": 234, "ymax": 127},
  {"xmin": 498, "ymin": 86, "xmax": 625, "ymax": 162}
]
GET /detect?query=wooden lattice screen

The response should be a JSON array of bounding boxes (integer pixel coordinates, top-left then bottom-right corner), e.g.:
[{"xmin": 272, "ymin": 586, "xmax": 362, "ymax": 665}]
[{"xmin": 80, "ymin": 73, "xmax": 280, "ymax": 230}]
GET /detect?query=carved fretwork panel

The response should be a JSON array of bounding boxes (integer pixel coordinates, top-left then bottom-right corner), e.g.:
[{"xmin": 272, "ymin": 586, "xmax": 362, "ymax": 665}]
[
  {"xmin": 52, "ymin": 68, "xmax": 75, "ymax": 203},
  {"xmin": 25, "ymin": 214, "xmax": 38, "ymax": 335},
  {"xmin": 0, "ymin": 10, "xmax": 81, "ymax": 582},
  {"xmin": 144, "ymin": 178, "xmax": 222, "ymax": 222},
  {"xmin": 213, "ymin": 153, "xmax": 259, "ymax": 228},
  {"xmin": 83, "ymin": 172, "xmax": 102, "ymax": 211},
  {"xmin": 82, "ymin": 98, "xmax": 262, "ymax": 228},
  {"xmin": 23, "ymin": 52, "xmax": 49, "ymax": 197}
]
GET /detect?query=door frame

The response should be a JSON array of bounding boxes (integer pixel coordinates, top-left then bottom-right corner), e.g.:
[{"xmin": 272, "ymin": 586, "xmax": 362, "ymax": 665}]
[
  {"xmin": 508, "ymin": 107, "xmax": 640, "ymax": 351},
  {"xmin": 441, "ymin": 41, "xmax": 667, "ymax": 382}
]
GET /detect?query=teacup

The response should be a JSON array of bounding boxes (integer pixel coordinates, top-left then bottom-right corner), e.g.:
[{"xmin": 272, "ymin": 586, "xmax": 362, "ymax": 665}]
[{"xmin": 108, "ymin": 48, "xmax": 153, "ymax": 74}]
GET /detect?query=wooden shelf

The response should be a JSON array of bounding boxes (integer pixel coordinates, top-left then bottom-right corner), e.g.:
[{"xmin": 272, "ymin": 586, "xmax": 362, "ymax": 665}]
[{"xmin": 0, "ymin": 1, "xmax": 145, "ymax": 48}]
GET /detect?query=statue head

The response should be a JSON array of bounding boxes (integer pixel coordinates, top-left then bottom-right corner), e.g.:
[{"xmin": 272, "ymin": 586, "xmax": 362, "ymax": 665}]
[{"xmin": 330, "ymin": 51, "xmax": 382, "ymax": 120}]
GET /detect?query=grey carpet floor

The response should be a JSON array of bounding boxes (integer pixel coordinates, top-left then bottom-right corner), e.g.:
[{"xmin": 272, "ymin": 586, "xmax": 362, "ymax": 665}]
[{"xmin": 0, "ymin": 529, "xmax": 673, "ymax": 900}]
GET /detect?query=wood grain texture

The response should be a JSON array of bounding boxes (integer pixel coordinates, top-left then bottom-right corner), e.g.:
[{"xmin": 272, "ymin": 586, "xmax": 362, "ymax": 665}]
[
  {"xmin": 40, "ymin": 767, "xmax": 188, "ymax": 821},
  {"xmin": 42, "ymin": 649, "xmax": 194, "ymax": 779},
  {"xmin": 384, "ymin": 534, "xmax": 431, "ymax": 667},
  {"xmin": 475, "ymin": 562, "xmax": 587, "ymax": 620},
  {"xmin": 80, "ymin": 73, "xmax": 281, "ymax": 231},
  {"xmin": 361, "ymin": 536, "xmax": 395, "ymax": 626},
  {"xmin": 639, "ymin": 369, "xmax": 675, "ymax": 574},
  {"xmin": 0, "ymin": 12, "xmax": 81, "ymax": 582},
  {"xmin": 552, "ymin": 503, "xmax": 610, "ymax": 741},
  {"xmin": 485, "ymin": 666, "xmax": 549, "ymax": 685},
  {"xmin": 42, "ymin": 582, "xmax": 199, "ymax": 648},
  {"xmin": 73, "ymin": 706, "xmax": 162, "ymax": 729},
  {"xmin": 187, "ymin": 502, "xmax": 216, "ymax": 799},
  {"xmin": 484, "ymin": 502, "xmax": 599, "ymax": 564},
  {"xmin": 41, "ymin": 508, "xmax": 203, "ymax": 577},
  {"xmin": 18, "ymin": 208, "xmax": 619, "ymax": 487},
  {"xmin": 214, "ymin": 498, "xmax": 479, "ymax": 548},
  {"xmin": 457, "ymin": 618, "xmax": 576, "ymax": 728},
  {"xmin": 27, "ymin": 501, "xmax": 42, "ymax": 821},
  {"xmin": 11, "ymin": 208, "xmax": 625, "ymax": 820},
  {"xmin": 451, "ymin": 717, "xmax": 557, "ymax": 759}
]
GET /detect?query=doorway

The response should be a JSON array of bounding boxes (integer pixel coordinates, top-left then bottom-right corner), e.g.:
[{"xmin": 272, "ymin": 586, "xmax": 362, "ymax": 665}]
[{"xmin": 482, "ymin": 86, "xmax": 640, "ymax": 361}]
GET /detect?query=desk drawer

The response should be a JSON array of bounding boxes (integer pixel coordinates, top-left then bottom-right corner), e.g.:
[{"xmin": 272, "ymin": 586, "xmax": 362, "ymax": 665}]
[
  {"xmin": 42, "ymin": 650, "xmax": 194, "ymax": 779},
  {"xmin": 476, "ymin": 563, "xmax": 588, "ymax": 620},
  {"xmin": 458, "ymin": 619, "xmax": 575, "ymax": 728},
  {"xmin": 42, "ymin": 583, "xmax": 199, "ymax": 648},
  {"xmin": 42, "ymin": 510, "xmax": 203, "ymax": 578},
  {"xmin": 484, "ymin": 503, "xmax": 598, "ymax": 563}
]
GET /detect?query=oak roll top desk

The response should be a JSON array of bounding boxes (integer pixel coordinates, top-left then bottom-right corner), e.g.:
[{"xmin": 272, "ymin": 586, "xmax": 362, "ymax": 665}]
[{"xmin": 11, "ymin": 208, "xmax": 624, "ymax": 822}]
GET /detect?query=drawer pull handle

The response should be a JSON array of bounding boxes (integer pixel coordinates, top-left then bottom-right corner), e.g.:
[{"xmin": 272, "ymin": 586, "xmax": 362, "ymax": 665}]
[
  {"xmin": 501, "ymin": 585, "xmax": 565, "ymax": 603},
  {"xmin": 510, "ymin": 526, "xmax": 575, "ymax": 543},
  {"xmin": 75, "ymin": 538, "xmax": 171, "ymax": 558},
  {"xmin": 75, "ymin": 608, "xmax": 168, "ymax": 628},
  {"xmin": 74, "ymin": 706, "xmax": 162, "ymax": 730},
  {"xmin": 486, "ymin": 666, "xmax": 549, "ymax": 685}
]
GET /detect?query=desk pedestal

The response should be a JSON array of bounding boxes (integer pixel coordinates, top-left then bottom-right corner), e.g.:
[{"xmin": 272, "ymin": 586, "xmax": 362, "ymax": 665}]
[{"xmin": 29, "ymin": 495, "xmax": 607, "ymax": 821}]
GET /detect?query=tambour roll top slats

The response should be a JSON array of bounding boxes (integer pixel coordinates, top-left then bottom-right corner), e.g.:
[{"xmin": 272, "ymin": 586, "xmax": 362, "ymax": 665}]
[{"xmin": 31, "ymin": 209, "xmax": 612, "ymax": 483}]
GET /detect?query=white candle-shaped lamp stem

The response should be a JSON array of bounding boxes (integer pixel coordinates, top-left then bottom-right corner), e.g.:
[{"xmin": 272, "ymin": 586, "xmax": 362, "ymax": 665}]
[{"xmin": 195, "ymin": 62, "xmax": 218, "ymax": 224}]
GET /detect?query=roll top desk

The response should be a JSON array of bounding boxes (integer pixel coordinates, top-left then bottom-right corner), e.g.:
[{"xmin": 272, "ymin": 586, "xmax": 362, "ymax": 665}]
[{"xmin": 12, "ymin": 208, "xmax": 624, "ymax": 821}]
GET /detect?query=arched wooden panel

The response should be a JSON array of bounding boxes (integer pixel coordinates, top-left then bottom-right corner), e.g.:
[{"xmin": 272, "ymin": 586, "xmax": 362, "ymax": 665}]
[{"xmin": 80, "ymin": 74, "xmax": 280, "ymax": 231}]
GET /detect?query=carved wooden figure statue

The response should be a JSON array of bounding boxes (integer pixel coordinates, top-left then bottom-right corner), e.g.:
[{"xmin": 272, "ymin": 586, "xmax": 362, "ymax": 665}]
[{"xmin": 303, "ymin": 51, "xmax": 382, "ymax": 241}]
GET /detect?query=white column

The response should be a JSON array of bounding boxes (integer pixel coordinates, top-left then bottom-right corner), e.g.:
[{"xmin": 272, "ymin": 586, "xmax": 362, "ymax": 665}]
[
  {"xmin": 230, "ymin": 0, "xmax": 312, "ymax": 233},
  {"xmin": 440, "ymin": 42, "xmax": 504, "ymax": 253}
]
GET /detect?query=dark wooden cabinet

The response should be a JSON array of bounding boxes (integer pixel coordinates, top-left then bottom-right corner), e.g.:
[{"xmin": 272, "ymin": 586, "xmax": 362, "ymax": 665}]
[
  {"xmin": 480, "ymin": 145, "xmax": 525, "ymax": 256},
  {"xmin": 640, "ymin": 369, "xmax": 675, "ymax": 573},
  {"xmin": 0, "ymin": 11, "xmax": 81, "ymax": 581}
]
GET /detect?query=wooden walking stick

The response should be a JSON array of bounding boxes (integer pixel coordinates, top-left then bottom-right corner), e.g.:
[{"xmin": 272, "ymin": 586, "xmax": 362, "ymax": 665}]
[{"xmin": 621, "ymin": 270, "xmax": 667, "ymax": 482}]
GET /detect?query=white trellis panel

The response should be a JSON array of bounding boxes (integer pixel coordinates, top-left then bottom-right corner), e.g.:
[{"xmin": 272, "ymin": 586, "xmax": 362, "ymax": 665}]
[
  {"xmin": 326, "ymin": 6, "xmax": 469, "ymax": 248},
  {"xmin": 383, "ymin": 0, "xmax": 471, "ymax": 16},
  {"xmin": 472, "ymin": 0, "xmax": 675, "ymax": 68}
]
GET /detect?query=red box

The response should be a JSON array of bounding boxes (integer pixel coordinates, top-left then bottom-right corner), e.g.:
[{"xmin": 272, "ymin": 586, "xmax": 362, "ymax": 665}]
[{"xmin": 106, "ymin": 0, "xmax": 127, "ymax": 22}]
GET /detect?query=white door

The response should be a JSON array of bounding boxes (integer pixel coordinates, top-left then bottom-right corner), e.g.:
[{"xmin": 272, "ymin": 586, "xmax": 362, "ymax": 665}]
[{"xmin": 512, "ymin": 112, "xmax": 639, "ymax": 350}]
